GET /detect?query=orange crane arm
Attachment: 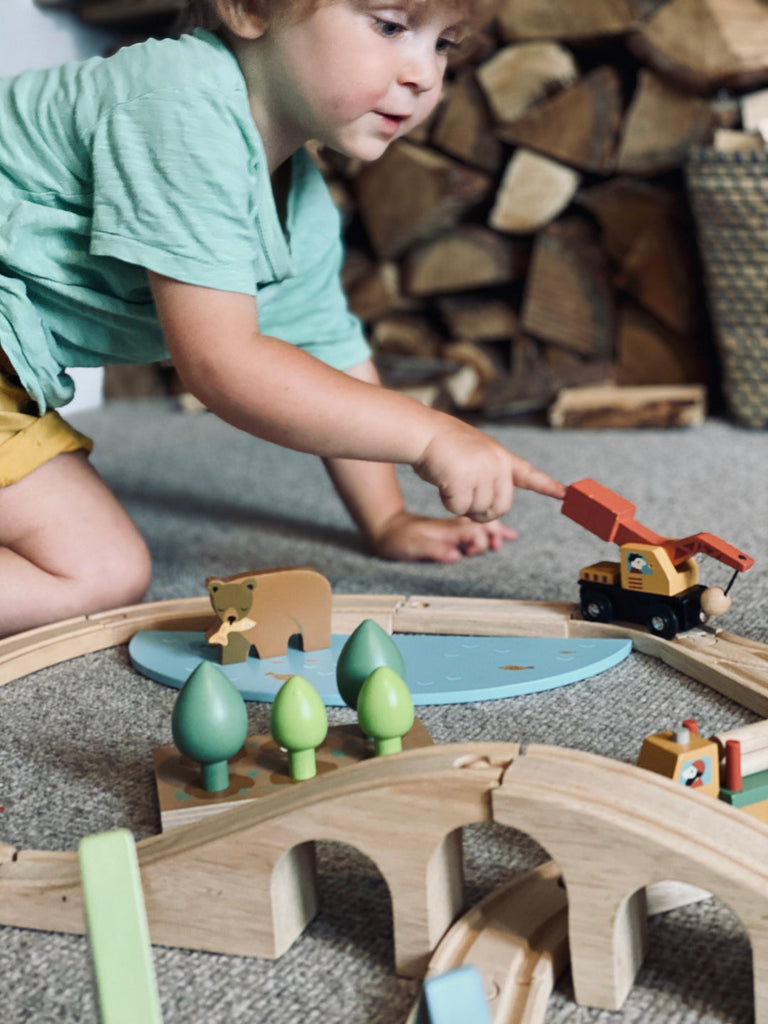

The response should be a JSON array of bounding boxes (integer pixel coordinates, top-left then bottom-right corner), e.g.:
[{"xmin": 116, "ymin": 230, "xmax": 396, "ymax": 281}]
[
  {"xmin": 663, "ymin": 533, "xmax": 754, "ymax": 572},
  {"xmin": 561, "ymin": 479, "xmax": 665, "ymax": 546},
  {"xmin": 562, "ymin": 479, "xmax": 754, "ymax": 572}
]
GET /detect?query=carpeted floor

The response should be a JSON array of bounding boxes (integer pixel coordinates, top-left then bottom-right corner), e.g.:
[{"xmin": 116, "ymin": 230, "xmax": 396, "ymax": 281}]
[{"xmin": 2, "ymin": 398, "xmax": 767, "ymax": 1024}]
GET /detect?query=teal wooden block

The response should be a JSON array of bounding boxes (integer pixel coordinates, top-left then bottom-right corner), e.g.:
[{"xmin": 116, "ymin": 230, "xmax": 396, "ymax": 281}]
[{"xmin": 416, "ymin": 966, "xmax": 492, "ymax": 1024}]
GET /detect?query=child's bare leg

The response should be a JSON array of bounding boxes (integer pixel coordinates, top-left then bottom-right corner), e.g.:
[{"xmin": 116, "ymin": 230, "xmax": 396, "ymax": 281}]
[{"xmin": 0, "ymin": 451, "xmax": 152, "ymax": 637}]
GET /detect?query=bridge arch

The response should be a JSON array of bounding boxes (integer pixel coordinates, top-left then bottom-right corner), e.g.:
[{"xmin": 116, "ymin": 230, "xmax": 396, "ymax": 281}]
[{"xmin": 493, "ymin": 744, "xmax": 768, "ymax": 1021}]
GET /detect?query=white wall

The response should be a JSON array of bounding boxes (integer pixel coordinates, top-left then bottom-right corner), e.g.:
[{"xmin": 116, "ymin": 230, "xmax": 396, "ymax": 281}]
[
  {"xmin": 1, "ymin": 0, "xmax": 119, "ymax": 76},
  {"xmin": 2, "ymin": 2, "xmax": 120, "ymax": 410}
]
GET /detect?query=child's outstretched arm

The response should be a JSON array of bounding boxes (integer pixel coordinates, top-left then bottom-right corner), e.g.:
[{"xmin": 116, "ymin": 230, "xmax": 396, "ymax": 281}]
[
  {"xmin": 150, "ymin": 276, "xmax": 566, "ymax": 524},
  {"xmin": 323, "ymin": 359, "xmax": 518, "ymax": 562}
]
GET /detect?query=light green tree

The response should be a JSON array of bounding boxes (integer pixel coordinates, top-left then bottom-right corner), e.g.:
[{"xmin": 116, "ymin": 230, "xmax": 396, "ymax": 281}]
[
  {"xmin": 171, "ymin": 661, "xmax": 248, "ymax": 792},
  {"xmin": 270, "ymin": 675, "xmax": 329, "ymax": 780},
  {"xmin": 336, "ymin": 618, "xmax": 406, "ymax": 710},
  {"xmin": 357, "ymin": 666, "xmax": 414, "ymax": 756}
]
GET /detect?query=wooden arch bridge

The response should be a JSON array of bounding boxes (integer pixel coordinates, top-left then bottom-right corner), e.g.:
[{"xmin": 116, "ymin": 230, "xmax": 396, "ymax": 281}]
[{"xmin": 3, "ymin": 741, "xmax": 768, "ymax": 1021}]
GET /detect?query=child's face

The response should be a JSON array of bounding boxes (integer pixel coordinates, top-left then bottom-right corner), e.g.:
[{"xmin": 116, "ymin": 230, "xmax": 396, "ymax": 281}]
[{"xmin": 257, "ymin": 0, "xmax": 464, "ymax": 161}]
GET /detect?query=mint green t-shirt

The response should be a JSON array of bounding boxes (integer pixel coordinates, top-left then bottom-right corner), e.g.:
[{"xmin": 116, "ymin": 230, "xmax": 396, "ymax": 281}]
[{"xmin": 0, "ymin": 29, "xmax": 369, "ymax": 413}]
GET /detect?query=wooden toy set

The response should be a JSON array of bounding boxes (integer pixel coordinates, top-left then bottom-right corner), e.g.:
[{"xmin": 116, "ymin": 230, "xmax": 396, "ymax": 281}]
[{"xmin": 0, "ymin": 479, "xmax": 766, "ymax": 1024}]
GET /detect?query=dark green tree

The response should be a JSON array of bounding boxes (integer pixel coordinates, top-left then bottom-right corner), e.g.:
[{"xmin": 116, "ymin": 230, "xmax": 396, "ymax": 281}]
[
  {"xmin": 171, "ymin": 661, "xmax": 249, "ymax": 792},
  {"xmin": 336, "ymin": 618, "xmax": 406, "ymax": 710}
]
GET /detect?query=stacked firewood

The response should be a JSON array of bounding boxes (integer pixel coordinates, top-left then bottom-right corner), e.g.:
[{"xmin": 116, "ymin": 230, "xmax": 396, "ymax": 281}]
[{"xmin": 315, "ymin": 0, "xmax": 768, "ymax": 426}]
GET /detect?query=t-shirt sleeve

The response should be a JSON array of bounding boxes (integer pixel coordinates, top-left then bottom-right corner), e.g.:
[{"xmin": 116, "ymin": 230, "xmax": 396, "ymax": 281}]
[
  {"xmin": 255, "ymin": 154, "xmax": 371, "ymax": 371},
  {"xmin": 89, "ymin": 90, "xmax": 261, "ymax": 293}
]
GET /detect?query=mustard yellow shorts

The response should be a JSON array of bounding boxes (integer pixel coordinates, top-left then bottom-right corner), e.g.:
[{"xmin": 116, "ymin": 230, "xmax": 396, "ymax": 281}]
[{"xmin": 0, "ymin": 351, "xmax": 93, "ymax": 488}]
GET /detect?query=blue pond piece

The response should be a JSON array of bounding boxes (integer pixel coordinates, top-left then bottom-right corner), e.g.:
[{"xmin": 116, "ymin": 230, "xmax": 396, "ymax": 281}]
[{"xmin": 129, "ymin": 630, "xmax": 631, "ymax": 706}]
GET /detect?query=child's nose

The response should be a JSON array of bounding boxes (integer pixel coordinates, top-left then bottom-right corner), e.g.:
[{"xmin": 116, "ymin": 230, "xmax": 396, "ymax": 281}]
[{"xmin": 398, "ymin": 46, "xmax": 441, "ymax": 93}]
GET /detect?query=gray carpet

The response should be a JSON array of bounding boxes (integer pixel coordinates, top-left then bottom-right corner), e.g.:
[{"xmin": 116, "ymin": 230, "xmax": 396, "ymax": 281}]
[{"xmin": 2, "ymin": 398, "xmax": 767, "ymax": 1024}]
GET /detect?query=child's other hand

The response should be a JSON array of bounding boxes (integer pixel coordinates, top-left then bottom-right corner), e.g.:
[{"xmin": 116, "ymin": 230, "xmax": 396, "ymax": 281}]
[
  {"xmin": 370, "ymin": 512, "xmax": 518, "ymax": 564},
  {"xmin": 414, "ymin": 420, "xmax": 566, "ymax": 522}
]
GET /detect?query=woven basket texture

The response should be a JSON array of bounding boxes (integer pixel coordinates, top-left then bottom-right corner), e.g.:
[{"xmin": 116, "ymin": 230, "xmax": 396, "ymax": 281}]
[{"xmin": 686, "ymin": 147, "xmax": 768, "ymax": 428}]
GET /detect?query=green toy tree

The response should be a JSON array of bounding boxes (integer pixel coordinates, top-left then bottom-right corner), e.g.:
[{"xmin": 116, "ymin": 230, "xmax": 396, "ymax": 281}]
[
  {"xmin": 336, "ymin": 618, "xmax": 407, "ymax": 710},
  {"xmin": 356, "ymin": 666, "xmax": 414, "ymax": 756},
  {"xmin": 171, "ymin": 661, "xmax": 249, "ymax": 792},
  {"xmin": 270, "ymin": 675, "xmax": 329, "ymax": 780}
]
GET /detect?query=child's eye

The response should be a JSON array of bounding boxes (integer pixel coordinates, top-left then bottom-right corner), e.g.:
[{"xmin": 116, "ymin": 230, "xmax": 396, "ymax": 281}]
[
  {"xmin": 373, "ymin": 17, "xmax": 406, "ymax": 37},
  {"xmin": 436, "ymin": 36, "xmax": 458, "ymax": 56}
]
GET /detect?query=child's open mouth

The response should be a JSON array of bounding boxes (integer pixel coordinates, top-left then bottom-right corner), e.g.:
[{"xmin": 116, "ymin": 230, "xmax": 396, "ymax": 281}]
[{"xmin": 376, "ymin": 111, "xmax": 407, "ymax": 133}]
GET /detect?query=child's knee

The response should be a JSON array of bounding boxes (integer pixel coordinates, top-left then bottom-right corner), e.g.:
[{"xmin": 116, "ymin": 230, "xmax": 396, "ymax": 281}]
[{"xmin": 83, "ymin": 527, "xmax": 153, "ymax": 611}]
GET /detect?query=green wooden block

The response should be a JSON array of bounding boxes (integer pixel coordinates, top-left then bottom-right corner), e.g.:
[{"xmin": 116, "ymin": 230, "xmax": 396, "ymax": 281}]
[{"xmin": 79, "ymin": 828, "xmax": 163, "ymax": 1024}]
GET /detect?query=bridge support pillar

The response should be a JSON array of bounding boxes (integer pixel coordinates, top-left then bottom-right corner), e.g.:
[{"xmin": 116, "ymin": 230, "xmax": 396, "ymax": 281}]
[{"xmin": 566, "ymin": 883, "xmax": 647, "ymax": 1009}]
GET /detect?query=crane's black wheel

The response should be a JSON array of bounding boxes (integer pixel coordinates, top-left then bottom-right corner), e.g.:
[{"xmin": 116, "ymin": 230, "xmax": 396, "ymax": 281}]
[
  {"xmin": 647, "ymin": 604, "xmax": 679, "ymax": 639},
  {"xmin": 580, "ymin": 589, "xmax": 614, "ymax": 623}
]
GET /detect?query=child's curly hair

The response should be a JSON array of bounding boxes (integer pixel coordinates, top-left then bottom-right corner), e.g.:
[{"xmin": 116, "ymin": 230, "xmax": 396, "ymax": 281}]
[{"xmin": 175, "ymin": 0, "xmax": 493, "ymax": 37}]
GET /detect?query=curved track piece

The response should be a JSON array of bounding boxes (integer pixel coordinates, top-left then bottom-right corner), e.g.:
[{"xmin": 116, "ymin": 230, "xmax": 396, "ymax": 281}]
[
  {"xmin": 2, "ymin": 594, "xmax": 768, "ymax": 715},
  {"xmin": 410, "ymin": 860, "xmax": 569, "ymax": 1024}
]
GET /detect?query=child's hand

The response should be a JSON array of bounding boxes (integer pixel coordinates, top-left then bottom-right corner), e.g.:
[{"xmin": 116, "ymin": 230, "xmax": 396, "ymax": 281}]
[
  {"xmin": 370, "ymin": 512, "xmax": 518, "ymax": 563},
  {"xmin": 413, "ymin": 419, "xmax": 566, "ymax": 522}
]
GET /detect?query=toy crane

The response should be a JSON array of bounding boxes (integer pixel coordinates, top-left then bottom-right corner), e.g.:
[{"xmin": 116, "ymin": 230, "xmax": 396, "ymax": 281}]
[{"xmin": 562, "ymin": 478, "xmax": 754, "ymax": 638}]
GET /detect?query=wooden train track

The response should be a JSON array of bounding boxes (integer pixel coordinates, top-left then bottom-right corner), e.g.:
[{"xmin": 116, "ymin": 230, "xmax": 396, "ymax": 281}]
[
  {"xmin": 2, "ymin": 592, "xmax": 768, "ymax": 714},
  {"xmin": 406, "ymin": 860, "xmax": 569, "ymax": 1024}
]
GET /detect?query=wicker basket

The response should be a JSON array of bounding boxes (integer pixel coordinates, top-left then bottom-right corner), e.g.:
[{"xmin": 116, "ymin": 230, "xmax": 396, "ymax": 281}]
[{"xmin": 685, "ymin": 147, "xmax": 768, "ymax": 428}]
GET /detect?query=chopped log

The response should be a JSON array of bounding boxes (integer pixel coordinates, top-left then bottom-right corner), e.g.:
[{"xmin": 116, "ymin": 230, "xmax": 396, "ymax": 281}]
[
  {"xmin": 741, "ymin": 88, "xmax": 768, "ymax": 140},
  {"xmin": 483, "ymin": 336, "xmax": 614, "ymax": 418},
  {"xmin": 489, "ymin": 149, "xmax": 581, "ymax": 234},
  {"xmin": 443, "ymin": 363, "xmax": 483, "ymax": 409},
  {"xmin": 370, "ymin": 313, "xmax": 444, "ymax": 359},
  {"xmin": 628, "ymin": 0, "xmax": 768, "ymax": 92},
  {"xmin": 402, "ymin": 226, "xmax": 526, "ymax": 297},
  {"xmin": 520, "ymin": 217, "xmax": 616, "ymax": 358},
  {"xmin": 444, "ymin": 339, "xmax": 500, "ymax": 386},
  {"xmin": 353, "ymin": 141, "xmax": 493, "ymax": 258},
  {"xmin": 431, "ymin": 72, "xmax": 504, "ymax": 174},
  {"xmin": 614, "ymin": 221, "xmax": 698, "ymax": 334},
  {"xmin": 548, "ymin": 383, "xmax": 707, "ymax": 428},
  {"xmin": 616, "ymin": 70, "xmax": 715, "ymax": 174},
  {"xmin": 616, "ymin": 304, "xmax": 706, "ymax": 386},
  {"xmin": 345, "ymin": 262, "xmax": 420, "ymax": 323},
  {"xmin": 340, "ymin": 247, "xmax": 374, "ymax": 292},
  {"xmin": 576, "ymin": 177, "xmax": 677, "ymax": 263},
  {"xmin": 437, "ymin": 296, "xmax": 519, "ymax": 341},
  {"xmin": 496, "ymin": 66, "xmax": 623, "ymax": 174},
  {"xmin": 443, "ymin": 341, "xmax": 501, "ymax": 409},
  {"xmin": 576, "ymin": 177, "xmax": 697, "ymax": 334},
  {"xmin": 496, "ymin": 0, "xmax": 638, "ymax": 41},
  {"xmin": 476, "ymin": 42, "xmax": 578, "ymax": 124},
  {"xmin": 711, "ymin": 128, "xmax": 766, "ymax": 152}
]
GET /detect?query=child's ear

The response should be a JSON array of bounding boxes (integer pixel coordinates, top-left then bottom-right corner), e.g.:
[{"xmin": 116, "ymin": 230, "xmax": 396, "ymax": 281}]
[{"xmin": 214, "ymin": 0, "xmax": 266, "ymax": 39}]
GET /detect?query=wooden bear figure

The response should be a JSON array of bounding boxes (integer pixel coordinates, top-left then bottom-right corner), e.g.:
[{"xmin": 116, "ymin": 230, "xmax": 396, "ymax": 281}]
[{"xmin": 205, "ymin": 567, "xmax": 332, "ymax": 664}]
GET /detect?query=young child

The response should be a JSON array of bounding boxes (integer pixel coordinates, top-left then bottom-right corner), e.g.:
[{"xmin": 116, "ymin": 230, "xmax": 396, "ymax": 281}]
[{"xmin": 0, "ymin": 0, "xmax": 566, "ymax": 637}]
